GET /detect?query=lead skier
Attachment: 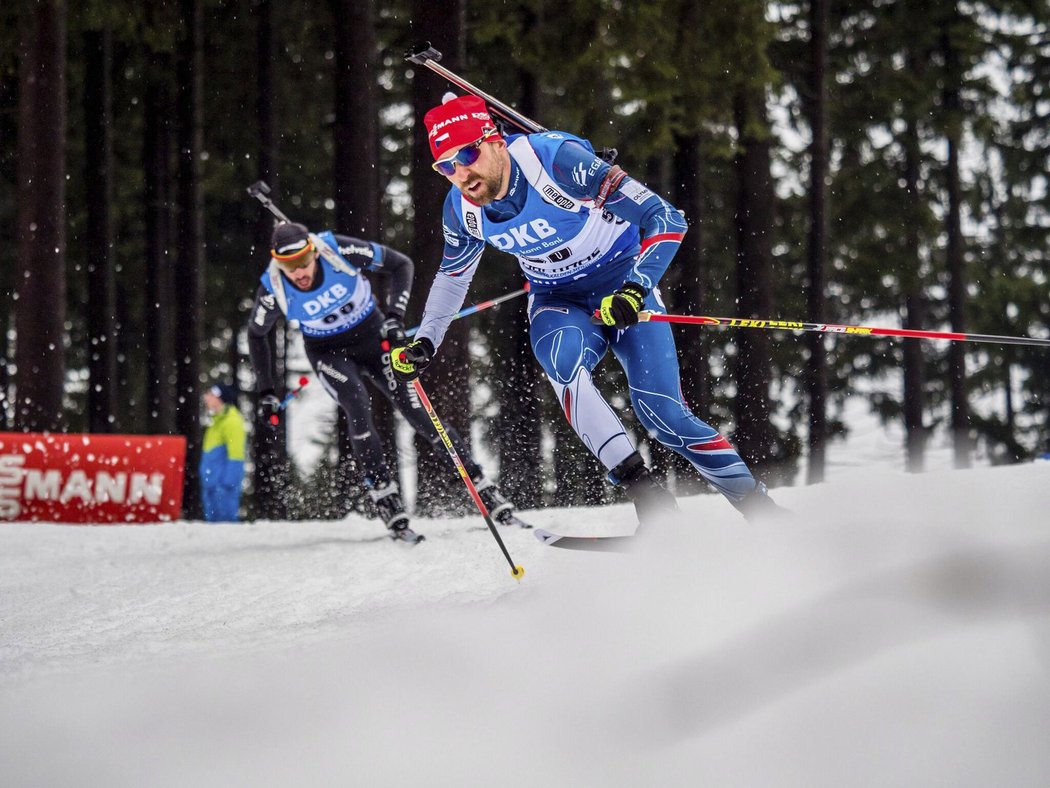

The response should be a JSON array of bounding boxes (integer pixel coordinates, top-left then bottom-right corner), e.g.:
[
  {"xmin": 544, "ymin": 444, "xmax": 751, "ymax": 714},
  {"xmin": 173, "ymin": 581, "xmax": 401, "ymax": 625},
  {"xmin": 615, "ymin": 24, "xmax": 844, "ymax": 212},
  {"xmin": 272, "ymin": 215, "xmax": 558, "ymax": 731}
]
[
  {"xmin": 392, "ymin": 94, "xmax": 782, "ymax": 524},
  {"xmin": 247, "ymin": 221, "xmax": 522, "ymax": 542}
]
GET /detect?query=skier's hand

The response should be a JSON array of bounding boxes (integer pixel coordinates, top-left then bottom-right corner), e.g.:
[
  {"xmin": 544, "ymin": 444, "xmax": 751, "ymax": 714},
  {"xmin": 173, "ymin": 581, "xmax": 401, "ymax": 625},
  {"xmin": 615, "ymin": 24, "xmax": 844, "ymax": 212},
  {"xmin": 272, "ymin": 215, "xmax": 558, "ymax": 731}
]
[
  {"xmin": 391, "ymin": 338, "xmax": 435, "ymax": 383},
  {"xmin": 598, "ymin": 283, "xmax": 647, "ymax": 330},
  {"xmin": 380, "ymin": 314, "xmax": 407, "ymax": 345},
  {"xmin": 257, "ymin": 391, "xmax": 282, "ymax": 425}
]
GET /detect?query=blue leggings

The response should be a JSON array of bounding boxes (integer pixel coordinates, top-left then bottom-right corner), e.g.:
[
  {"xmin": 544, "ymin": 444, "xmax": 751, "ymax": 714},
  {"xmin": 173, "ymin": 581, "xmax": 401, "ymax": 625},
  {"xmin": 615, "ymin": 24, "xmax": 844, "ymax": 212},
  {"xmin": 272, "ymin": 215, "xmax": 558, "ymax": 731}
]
[{"xmin": 529, "ymin": 287, "xmax": 758, "ymax": 502}]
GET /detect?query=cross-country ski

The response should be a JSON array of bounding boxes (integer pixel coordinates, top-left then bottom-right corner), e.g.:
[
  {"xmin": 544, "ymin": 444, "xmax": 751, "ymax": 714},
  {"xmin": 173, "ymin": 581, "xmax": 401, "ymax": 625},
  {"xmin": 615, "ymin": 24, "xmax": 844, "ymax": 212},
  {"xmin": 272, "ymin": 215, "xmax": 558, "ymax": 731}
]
[{"xmin": 534, "ymin": 527, "xmax": 635, "ymax": 551}]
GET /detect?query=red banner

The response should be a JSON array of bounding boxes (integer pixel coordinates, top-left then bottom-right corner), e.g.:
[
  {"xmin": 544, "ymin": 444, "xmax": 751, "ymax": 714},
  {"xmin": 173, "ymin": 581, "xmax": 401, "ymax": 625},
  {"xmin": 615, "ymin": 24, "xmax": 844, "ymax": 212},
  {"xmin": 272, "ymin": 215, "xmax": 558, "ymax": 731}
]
[{"xmin": 0, "ymin": 433, "xmax": 186, "ymax": 524}]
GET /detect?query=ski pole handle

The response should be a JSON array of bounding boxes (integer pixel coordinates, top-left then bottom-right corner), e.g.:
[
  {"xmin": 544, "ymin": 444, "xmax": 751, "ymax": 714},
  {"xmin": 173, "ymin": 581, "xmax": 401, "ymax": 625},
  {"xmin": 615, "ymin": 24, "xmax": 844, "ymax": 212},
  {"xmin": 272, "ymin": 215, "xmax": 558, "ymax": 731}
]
[
  {"xmin": 268, "ymin": 376, "xmax": 310, "ymax": 426},
  {"xmin": 278, "ymin": 376, "xmax": 310, "ymax": 411}
]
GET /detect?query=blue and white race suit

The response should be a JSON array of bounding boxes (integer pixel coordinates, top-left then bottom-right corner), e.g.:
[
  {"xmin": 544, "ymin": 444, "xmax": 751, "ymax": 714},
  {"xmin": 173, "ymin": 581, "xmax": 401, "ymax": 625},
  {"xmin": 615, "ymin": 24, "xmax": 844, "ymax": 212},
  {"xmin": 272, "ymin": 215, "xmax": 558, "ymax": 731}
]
[{"xmin": 415, "ymin": 132, "xmax": 759, "ymax": 501}]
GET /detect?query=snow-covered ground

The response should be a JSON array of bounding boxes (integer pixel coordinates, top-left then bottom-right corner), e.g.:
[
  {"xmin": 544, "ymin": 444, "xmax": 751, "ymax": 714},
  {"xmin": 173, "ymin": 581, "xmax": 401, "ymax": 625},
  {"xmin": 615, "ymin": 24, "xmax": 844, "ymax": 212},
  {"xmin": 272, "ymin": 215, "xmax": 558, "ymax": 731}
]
[{"xmin": 2, "ymin": 454, "xmax": 1049, "ymax": 786}]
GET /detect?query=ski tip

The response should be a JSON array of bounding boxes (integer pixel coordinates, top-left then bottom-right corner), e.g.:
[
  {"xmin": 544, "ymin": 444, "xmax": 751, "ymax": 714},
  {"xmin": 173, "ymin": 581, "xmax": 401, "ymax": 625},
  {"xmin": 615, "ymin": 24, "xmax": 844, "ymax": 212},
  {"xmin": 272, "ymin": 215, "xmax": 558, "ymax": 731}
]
[{"xmin": 532, "ymin": 529, "xmax": 634, "ymax": 552}]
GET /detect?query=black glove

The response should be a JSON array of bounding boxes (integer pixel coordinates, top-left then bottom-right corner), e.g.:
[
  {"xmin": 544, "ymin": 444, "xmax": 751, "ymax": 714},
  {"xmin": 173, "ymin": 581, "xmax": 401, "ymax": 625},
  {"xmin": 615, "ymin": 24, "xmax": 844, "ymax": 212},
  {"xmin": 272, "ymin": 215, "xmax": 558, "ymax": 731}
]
[
  {"xmin": 257, "ymin": 390, "xmax": 282, "ymax": 424},
  {"xmin": 390, "ymin": 338, "xmax": 435, "ymax": 383},
  {"xmin": 598, "ymin": 282, "xmax": 648, "ymax": 330},
  {"xmin": 380, "ymin": 314, "xmax": 407, "ymax": 346}
]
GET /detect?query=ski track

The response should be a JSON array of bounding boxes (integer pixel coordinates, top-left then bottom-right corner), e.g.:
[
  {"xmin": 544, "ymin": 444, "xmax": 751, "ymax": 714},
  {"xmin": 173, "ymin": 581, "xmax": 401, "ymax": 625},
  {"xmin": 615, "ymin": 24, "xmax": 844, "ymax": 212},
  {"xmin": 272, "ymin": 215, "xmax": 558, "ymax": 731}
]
[
  {"xmin": 2, "ymin": 465, "xmax": 1049, "ymax": 786},
  {"xmin": 0, "ymin": 512, "xmax": 565, "ymax": 685}
]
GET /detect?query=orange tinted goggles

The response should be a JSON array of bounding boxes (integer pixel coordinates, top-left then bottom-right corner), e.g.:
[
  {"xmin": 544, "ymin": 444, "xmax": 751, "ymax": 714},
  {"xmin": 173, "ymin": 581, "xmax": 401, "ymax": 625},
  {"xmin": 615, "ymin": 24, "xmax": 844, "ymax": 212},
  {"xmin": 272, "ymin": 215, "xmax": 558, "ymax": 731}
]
[{"xmin": 271, "ymin": 240, "xmax": 315, "ymax": 270}]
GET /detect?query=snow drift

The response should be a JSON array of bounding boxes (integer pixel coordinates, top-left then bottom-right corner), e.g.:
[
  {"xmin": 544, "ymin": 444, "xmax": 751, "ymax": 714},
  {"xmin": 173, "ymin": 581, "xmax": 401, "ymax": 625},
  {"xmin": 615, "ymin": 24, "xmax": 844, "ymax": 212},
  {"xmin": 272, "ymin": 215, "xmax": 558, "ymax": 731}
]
[{"xmin": 2, "ymin": 463, "xmax": 1049, "ymax": 787}]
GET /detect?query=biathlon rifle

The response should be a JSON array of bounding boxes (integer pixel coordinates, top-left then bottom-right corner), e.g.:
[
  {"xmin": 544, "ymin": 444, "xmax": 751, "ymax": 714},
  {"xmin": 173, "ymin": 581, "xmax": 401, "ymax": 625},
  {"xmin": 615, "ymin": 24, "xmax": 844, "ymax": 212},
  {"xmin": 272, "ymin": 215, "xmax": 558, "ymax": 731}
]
[{"xmin": 405, "ymin": 41, "xmax": 618, "ymax": 164}]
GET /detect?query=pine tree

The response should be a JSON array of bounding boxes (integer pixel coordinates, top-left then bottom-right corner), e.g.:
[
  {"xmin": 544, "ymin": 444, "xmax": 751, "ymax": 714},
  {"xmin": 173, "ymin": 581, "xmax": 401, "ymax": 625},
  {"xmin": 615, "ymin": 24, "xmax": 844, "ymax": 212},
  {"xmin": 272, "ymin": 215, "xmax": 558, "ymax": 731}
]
[{"xmin": 14, "ymin": 0, "xmax": 68, "ymax": 433}]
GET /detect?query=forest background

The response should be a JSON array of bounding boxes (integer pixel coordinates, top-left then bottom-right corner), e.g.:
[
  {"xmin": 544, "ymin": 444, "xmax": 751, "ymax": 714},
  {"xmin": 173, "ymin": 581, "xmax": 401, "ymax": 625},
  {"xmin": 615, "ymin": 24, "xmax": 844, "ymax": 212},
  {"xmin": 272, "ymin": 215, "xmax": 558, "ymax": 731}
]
[{"xmin": 2, "ymin": 0, "xmax": 1049, "ymax": 519}]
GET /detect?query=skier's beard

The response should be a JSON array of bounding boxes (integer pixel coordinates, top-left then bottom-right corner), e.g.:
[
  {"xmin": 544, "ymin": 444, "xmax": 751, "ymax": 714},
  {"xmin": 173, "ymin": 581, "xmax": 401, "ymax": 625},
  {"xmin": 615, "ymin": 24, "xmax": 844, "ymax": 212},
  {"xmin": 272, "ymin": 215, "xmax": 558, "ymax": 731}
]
[{"xmin": 460, "ymin": 157, "xmax": 505, "ymax": 205}]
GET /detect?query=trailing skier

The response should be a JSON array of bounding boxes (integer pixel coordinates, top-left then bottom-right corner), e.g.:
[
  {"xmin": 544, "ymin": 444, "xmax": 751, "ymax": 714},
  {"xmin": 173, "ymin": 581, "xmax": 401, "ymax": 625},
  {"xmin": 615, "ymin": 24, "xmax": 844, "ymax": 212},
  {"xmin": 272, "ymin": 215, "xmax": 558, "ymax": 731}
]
[{"xmin": 247, "ymin": 220, "xmax": 522, "ymax": 543}]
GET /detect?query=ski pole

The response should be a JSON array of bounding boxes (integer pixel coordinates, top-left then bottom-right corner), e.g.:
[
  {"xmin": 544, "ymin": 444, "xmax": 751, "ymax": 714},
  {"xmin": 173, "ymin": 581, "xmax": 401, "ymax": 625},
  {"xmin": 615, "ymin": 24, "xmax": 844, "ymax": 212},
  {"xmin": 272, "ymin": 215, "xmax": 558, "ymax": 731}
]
[
  {"xmin": 405, "ymin": 284, "xmax": 529, "ymax": 338},
  {"xmin": 269, "ymin": 376, "xmax": 309, "ymax": 426},
  {"xmin": 408, "ymin": 377, "xmax": 525, "ymax": 581},
  {"xmin": 594, "ymin": 310, "xmax": 1050, "ymax": 349}
]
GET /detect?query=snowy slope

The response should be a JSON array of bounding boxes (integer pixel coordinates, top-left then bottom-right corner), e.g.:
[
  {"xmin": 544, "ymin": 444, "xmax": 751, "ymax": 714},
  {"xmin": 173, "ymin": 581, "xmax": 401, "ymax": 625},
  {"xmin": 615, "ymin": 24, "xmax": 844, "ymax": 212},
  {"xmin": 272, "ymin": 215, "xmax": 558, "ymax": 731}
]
[{"xmin": 2, "ymin": 462, "xmax": 1049, "ymax": 787}]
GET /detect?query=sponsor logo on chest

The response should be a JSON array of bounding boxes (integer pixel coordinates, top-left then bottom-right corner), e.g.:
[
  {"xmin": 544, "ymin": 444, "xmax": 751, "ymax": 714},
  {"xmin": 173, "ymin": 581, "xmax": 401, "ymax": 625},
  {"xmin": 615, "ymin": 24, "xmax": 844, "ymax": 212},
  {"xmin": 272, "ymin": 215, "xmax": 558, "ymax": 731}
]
[
  {"xmin": 303, "ymin": 283, "xmax": 350, "ymax": 316},
  {"xmin": 489, "ymin": 218, "xmax": 559, "ymax": 251},
  {"xmin": 541, "ymin": 184, "xmax": 575, "ymax": 209},
  {"xmin": 339, "ymin": 244, "xmax": 373, "ymax": 258}
]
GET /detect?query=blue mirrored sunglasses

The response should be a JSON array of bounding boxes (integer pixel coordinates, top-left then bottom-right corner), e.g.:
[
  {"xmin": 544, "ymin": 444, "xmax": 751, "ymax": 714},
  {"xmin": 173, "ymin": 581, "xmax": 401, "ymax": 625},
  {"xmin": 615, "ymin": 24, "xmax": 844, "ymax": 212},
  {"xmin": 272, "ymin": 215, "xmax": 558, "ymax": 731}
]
[{"xmin": 432, "ymin": 130, "xmax": 496, "ymax": 176}]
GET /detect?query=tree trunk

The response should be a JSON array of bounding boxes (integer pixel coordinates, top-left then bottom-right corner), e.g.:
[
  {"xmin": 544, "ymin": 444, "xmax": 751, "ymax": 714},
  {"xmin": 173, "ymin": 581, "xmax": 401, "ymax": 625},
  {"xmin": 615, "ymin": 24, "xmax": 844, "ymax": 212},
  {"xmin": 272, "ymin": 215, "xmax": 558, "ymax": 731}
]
[
  {"xmin": 944, "ymin": 143, "xmax": 970, "ymax": 466},
  {"xmin": 250, "ymin": 0, "xmax": 290, "ymax": 520},
  {"xmin": 901, "ymin": 108, "xmax": 926, "ymax": 472},
  {"xmin": 670, "ymin": 134, "xmax": 709, "ymax": 406},
  {"xmin": 805, "ymin": 0, "xmax": 829, "ymax": 483},
  {"xmin": 330, "ymin": 0, "xmax": 379, "ymax": 237},
  {"xmin": 14, "ymin": 0, "xmax": 67, "ymax": 433},
  {"xmin": 328, "ymin": 0, "xmax": 385, "ymax": 515},
  {"xmin": 941, "ymin": 9, "xmax": 971, "ymax": 468},
  {"xmin": 144, "ymin": 38, "xmax": 176, "ymax": 436},
  {"xmin": 409, "ymin": 1, "xmax": 473, "ymax": 515},
  {"xmin": 175, "ymin": 0, "xmax": 205, "ymax": 516},
  {"xmin": 83, "ymin": 26, "xmax": 119, "ymax": 433},
  {"xmin": 253, "ymin": 0, "xmax": 277, "ymax": 253},
  {"xmin": 732, "ymin": 88, "xmax": 776, "ymax": 469},
  {"xmin": 1003, "ymin": 355, "xmax": 1016, "ymax": 456},
  {"xmin": 1, "ymin": 315, "xmax": 9, "ymax": 430}
]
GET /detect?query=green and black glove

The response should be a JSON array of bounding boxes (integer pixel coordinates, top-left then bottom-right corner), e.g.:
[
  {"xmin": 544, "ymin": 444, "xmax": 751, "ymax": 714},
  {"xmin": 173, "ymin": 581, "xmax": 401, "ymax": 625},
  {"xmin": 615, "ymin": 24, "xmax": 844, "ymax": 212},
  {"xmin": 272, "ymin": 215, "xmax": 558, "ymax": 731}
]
[
  {"xmin": 598, "ymin": 283, "xmax": 647, "ymax": 330},
  {"xmin": 390, "ymin": 338, "xmax": 435, "ymax": 383}
]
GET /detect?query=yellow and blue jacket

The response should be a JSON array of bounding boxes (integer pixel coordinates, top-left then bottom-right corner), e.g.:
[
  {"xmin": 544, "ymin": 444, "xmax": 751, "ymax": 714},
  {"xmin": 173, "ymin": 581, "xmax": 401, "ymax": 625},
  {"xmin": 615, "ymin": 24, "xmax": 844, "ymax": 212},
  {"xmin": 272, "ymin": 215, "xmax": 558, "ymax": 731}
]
[{"xmin": 200, "ymin": 405, "xmax": 246, "ymax": 490}]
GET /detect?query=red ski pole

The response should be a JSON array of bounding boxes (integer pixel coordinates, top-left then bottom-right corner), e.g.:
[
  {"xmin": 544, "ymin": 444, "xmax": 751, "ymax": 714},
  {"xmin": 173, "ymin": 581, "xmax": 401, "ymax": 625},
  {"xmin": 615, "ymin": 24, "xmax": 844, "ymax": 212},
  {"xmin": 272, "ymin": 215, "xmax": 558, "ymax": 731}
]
[
  {"xmin": 405, "ymin": 284, "xmax": 528, "ymax": 338},
  {"xmin": 614, "ymin": 312, "xmax": 1050, "ymax": 349},
  {"xmin": 409, "ymin": 377, "xmax": 525, "ymax": 581}
]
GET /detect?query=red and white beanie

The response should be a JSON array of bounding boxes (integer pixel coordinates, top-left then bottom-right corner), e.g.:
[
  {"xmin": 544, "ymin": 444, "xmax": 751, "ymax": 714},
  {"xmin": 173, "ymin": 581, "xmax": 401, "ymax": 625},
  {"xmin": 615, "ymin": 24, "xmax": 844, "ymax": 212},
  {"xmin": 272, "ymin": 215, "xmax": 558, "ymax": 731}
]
[{"xmin": 423, "ymin": 94, "xmax": 502, "ymax": 161}]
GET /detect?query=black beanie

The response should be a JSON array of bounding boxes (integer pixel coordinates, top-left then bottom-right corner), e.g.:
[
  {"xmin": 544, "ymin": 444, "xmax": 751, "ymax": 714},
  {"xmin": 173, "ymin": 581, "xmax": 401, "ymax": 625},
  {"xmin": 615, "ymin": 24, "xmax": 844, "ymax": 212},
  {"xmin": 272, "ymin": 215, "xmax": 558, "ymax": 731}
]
[{"xmin": 271, "ymin": 222, "xmax": 311, "ymax": 257}]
